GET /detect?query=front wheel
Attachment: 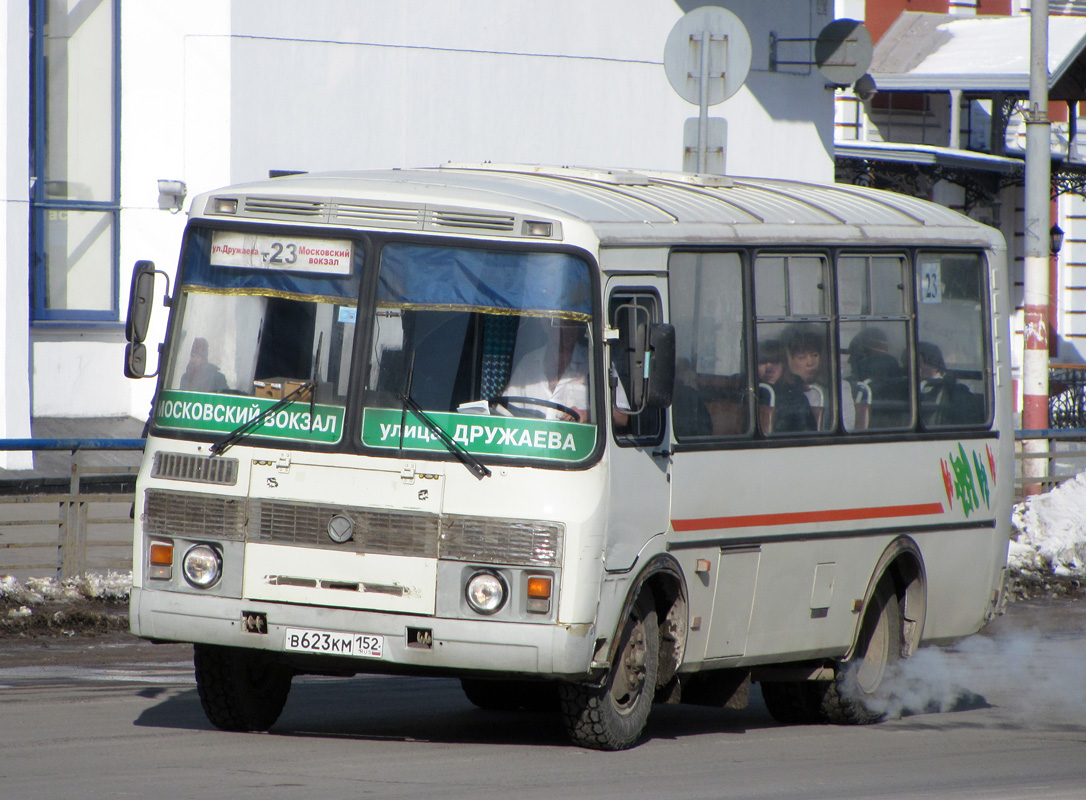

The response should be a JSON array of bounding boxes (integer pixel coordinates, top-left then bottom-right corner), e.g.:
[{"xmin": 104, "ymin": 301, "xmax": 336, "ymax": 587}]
[
  {"xmin": 559, "ymin": 592, "xmax": 659, "ymax": 750},
  {"xmin": 194, "ymin": 644, "xmax": 293, "ymax": 732}
]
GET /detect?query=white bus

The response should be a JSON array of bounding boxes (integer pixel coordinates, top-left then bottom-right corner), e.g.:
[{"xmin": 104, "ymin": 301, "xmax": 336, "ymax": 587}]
[{"xmin": 125, "ymin": 164, "xmax": 1012, "ymax": 750}]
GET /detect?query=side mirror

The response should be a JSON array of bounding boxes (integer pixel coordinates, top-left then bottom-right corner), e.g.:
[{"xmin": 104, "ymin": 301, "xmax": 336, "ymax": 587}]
[
  {"xmin": 124, "ymin": 342, "xmax": 148, "ymax": 379},
  {"xmin": 125, "ymin": 260, "xmax": 157, "ymax": 344},
  {"xmin": 617, "ymin": 303, "xmax": 675, "ymax": 413},
  {"xmin": 644, "ymin": 323, "xmax": 675, "ymax": 409}
]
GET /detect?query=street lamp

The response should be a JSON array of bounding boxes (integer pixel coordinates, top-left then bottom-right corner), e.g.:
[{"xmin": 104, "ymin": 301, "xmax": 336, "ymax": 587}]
[{"xmin": 1051, "ymin": 224, "xmax": 1065, "ymax": 255}]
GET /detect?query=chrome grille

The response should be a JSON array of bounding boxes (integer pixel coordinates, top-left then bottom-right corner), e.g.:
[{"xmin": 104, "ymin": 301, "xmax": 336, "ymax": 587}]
[
  {"xmin": 428, "ymin": 210, "xmax": 516, "ymax": 232},
  {"xmin": 250, "ymin": 500, "xmax": 440, "ymax": 558},
  {"xmin": 333, "ymin": 202, "xmax": 423, "ymax": 228},
  {"xmin": 143, "ymin": 490, "xmax": 562, "ymax": 566},
  {"xmin": 216, "ymin": 194, "xmax": 552, "ymax": 238},
  {"xmin": 442, "ymin": 516, "xmax": 561, "ymax": 566},
  {"xmin": 151, "ymin": 452, "xmax": 238, "ymax": 486},
  {"xmin": 243, "ymin": 196, "xmax": 323, "ymax": 217},
  {"xmin": 144, "ymin": 489, "xmax": 246, "ymax": 540}
]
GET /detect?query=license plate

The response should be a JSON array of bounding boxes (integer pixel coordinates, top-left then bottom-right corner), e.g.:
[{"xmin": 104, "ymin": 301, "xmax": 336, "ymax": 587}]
[{"xmin": 283, "ymin": 627, "xmax": 383, "ymax": 659}]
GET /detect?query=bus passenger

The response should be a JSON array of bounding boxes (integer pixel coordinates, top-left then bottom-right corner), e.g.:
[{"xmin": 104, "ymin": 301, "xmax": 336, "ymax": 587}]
[
  {"xmin": 917, "ymin": 341, "xmax": 982, "ymax": 426},
  {"xmin": 847, "ymin": 328, "xmax": 908, "ymax": 428},
  {"xmin": 500, "ymin": 317, "xmax": 589, "ymax": 422},
  {"xmin": 756, "ymin": 339, "xmax": 783, "ymax": 433},
  {"xmin": 180, "ymin": 337, "xmax": 229, "ymax": 393},
  {"xmin": 771, "ymin": 325, "xmax": 823, "ymax": 433},
  {"xmin": 757, "ymin": 339, "xmax": 784, "ymax": 386}
]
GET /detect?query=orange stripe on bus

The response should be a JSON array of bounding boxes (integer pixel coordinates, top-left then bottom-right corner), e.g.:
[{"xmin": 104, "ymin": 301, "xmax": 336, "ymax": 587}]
[{"xmin": 671, "ymin": 502, "xmax": 946, "ymax": 532}]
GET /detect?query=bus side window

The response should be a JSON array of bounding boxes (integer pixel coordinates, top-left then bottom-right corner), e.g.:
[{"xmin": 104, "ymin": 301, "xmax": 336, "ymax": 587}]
[
  {"xmin": 669, "ymin": 252, "xmax": 750, "ymax": 439},
  {"xmin": 837, "ymin": 255, "xmax": 913, "ymax": 433},
  {"xmin": 755, "ymin": 253, "xmax": 834, "ymax": 436},
  {"xmin": 916, "ymin": 252, "xmax": 990, "ymax": 428}
]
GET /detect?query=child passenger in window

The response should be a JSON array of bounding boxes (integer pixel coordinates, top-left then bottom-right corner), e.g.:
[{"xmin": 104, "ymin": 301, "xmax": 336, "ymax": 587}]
[{"xmin": 771, "ymin": 324, "xmax": 824, "ymax": 433}]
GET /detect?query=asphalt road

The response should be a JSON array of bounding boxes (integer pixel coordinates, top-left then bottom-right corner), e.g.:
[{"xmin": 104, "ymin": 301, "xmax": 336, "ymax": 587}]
[{"xmin": 0, "ymin": 597, "xmax": 1083, "ymax": 800}]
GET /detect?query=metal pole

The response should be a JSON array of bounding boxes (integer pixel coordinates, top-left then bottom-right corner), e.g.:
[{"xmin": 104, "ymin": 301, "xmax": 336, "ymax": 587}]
[
  {"xmin": 1022, "ymin": 0, "xmax": 1051, "ymax": 493},
  {"xmin": 697, "ymin": 29, "xmax": 711, "ymax": 174}
]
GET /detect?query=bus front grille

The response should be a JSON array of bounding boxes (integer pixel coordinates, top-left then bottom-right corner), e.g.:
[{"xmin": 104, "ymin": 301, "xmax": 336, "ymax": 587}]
[
  {"xmin": 142, "ymin": 490, "xmax": 563, "ymax": 566},
  {"xmin": 441, "ymin": 516, "xmax": 562, "ymax": 566},
  {"xmin": 250, "ymin": 500, "xmax": 440, "ymax": 558},
  {"xmin": 144, "ymin": 489, "xmax": 247, "ymax": 540},
  {"xmin": 151, "ymin": 452, "xmax": 239, "ymax": 486}
]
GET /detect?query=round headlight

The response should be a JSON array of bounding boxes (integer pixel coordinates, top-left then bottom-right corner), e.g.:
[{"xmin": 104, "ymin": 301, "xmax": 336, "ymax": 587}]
[
  {"xmin": 465, "ymin": 571, "xmax": 507, "ymax": 615},
  {"xmin": 182, "ymin": 544, "xmax": 222, "ymax": 588}
]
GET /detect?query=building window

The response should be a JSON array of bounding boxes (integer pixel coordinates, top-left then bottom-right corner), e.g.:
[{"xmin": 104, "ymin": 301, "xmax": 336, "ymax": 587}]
[{"xmin": 30, "ymin": 0, "xmax": 120, "ymax": 322}]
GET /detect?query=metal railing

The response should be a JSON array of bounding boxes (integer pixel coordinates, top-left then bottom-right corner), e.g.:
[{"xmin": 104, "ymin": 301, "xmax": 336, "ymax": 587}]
[
  {"xmin": 0, "ymin": 430, "xmax": 1082, "ymax": 578},
  {"xmin": 1014, "ymin": 429, "xmax": 1086, "ymax": 499},
  {"xmin": 0, "ymin": 439, "xmax": 144, "ymax": 580}
]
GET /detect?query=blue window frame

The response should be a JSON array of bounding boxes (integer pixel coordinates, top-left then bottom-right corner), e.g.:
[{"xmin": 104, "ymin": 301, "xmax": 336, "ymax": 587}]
[{"xmin": 30, "ymin": 0, "xmax": 121, "ymax": 323}]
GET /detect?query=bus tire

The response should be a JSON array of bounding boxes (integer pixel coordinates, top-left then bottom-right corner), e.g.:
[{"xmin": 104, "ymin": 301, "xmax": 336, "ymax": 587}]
[
  {"xmin": 818, "ymin": 581, "xmax": 902, "ymax": 725},
  {"xmin": 194, "ymin": 644, "xmax": 293, "ymax": 732},
  {"xmin": 760, "ymin": 680, "xmax": 822, "ymax": 724},
  {"xmin": 559, "ymin": 592, "xmax": 658, "ymax": 750},
  {"xmin": 460, "ymin": 678, "xmax": 559, "ymax": 712}
]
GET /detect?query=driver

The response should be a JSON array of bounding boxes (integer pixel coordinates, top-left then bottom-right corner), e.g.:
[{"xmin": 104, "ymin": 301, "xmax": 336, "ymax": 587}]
[{"xmin": 498, "ymin": 316, "xmax": 589, "ymax": 422}]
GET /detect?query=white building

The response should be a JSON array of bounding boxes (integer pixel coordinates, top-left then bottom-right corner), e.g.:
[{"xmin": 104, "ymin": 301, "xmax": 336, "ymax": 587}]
[
  {"xmin": 0, "ymin": 0, "xmax": 845, "ymax": 468},
  {"xmin": 831, "ymin": 2, "xmax": 1086, "ymax": 421}
]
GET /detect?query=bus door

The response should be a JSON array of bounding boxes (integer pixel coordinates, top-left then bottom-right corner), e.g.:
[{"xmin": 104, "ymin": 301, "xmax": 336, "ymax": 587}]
[
  {"xmin": 665, "ymin": 250, "xmax": 759, "ymax": 660},
  {"xmin": 604, "ymin": 281, "xmax": 671, "ymax": 572}
]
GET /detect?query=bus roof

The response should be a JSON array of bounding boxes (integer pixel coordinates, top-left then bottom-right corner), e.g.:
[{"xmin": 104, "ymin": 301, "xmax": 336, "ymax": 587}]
[{"xmin": 190, "ymin": 164, "xmax": 1004, "ymax": 249}]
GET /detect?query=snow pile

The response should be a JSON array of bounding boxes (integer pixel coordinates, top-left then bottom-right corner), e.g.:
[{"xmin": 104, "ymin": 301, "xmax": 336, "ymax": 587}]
[
  {"xmin": 0, "ymin": 571, "xmax": 132, "ymax": 609},
  {"xmin": 1011, "ymin": 472, "xmax": 1086, "ymax": 578}
]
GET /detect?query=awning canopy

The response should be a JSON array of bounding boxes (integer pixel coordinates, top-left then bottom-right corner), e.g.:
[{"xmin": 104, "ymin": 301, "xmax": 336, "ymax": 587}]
[
  {"xmin": 869, "ymin": 12, "xmax": 1086, "ymax": 100},
  {"xmin": 835, "ymin": 140, "xmax": 1024, "ymax": 173}
]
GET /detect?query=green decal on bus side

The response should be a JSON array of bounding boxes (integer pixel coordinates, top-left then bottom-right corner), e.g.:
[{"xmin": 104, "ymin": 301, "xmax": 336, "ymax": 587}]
[
  {"xmin": 362, "ymin": 408, "xmax": 597, "ymax": 462},
  {"xmin": 156, "ymin": 390, "xmax": 345, "ymax": 444},
  {"xmin": 940, "ymin": 442, "xmax": 994, "ymax": 517}
]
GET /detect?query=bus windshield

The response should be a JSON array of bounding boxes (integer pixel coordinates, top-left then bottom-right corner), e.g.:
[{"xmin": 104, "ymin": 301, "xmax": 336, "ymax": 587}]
[
  {"xmin": 154, "ymin": 227, "xmax": 361, "ymax": 447},
  {"xmin": 360, "ymin": 242, "xmax": 598, "ymax": 464}
]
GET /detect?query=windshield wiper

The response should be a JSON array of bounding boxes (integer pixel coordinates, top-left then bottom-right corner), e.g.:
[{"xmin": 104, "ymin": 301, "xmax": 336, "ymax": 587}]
[
  {"xmin": 210, "ymin": 380, "xmax": 314, "ymax": 457},
  {"xmin": 395, "ymin": 344, "xmax": 489, "ymax": 479},
  {"xmin": 398, "ymin": 393, "xmax": 491, "ymax": 480},
  {"xmin": 211, "ymin": 332, "xmax": 326, "ymax": 457}
]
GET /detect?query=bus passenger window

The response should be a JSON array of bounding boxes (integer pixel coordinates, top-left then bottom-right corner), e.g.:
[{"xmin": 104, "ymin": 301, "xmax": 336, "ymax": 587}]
[
  {"xmin": 837, "ymin": 254, "xmax": 912, "ymax": 433},
  {"xmin": 916, "ymin": 253, "xmax": 989, "ymax": 428},
  {"xmin": 757, "ymin": 323, "xmax": 831, "ymax": 434},
  {"xmin": 842, "ymin": 325, "xmax": 910, "ymax": 430},
  {"xmin": 669, "ymin": 252, "xmax": 749, "ymax": 439},
  {"xmin": 755, "ymin": 253, "xmax": 833, "ymax": 436}
]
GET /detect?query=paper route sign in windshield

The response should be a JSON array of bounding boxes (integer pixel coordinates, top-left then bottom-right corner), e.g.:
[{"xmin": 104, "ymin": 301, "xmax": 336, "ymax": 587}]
[{"xmin": 362, "ymin": 408, "xmax": 596, "ymax": 462}]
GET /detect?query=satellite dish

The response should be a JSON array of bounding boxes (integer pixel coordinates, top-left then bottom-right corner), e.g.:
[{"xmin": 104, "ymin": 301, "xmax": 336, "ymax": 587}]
[
  {"xmin": 815, "ymin": 19, "xmax": 873, "ymax": 86},
  {"xmin": 664, "ymin": 6, "xmax": 752, "ymax": 106}
]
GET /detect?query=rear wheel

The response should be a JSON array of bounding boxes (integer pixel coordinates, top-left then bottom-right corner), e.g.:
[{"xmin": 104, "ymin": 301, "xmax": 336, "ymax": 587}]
[
  {"xmin": 194, "ymin": 644, "xmax": 293, "ymax": 732},
  {"xmin": 559, "ymin": 592, "xmax": 659, "ymax": 750},
  {"xmin": 817, "ymin": 582, "xmax": 902, "ymax": 724}
]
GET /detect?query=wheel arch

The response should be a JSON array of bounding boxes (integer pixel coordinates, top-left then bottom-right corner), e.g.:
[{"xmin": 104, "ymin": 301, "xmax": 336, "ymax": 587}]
[
  {"xmin": 845, "ymin": 536, "xmax": 927, "ymax": 662},
  {"xmin": 603, "ymin": 554, "xmax": 688, "ymax": 690}
]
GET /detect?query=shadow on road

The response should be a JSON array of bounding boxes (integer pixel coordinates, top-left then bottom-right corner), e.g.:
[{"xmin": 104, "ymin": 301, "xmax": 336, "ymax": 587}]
[{"xmin": 132, "ymin": 674, "xmax": 778, "ymax": 747}]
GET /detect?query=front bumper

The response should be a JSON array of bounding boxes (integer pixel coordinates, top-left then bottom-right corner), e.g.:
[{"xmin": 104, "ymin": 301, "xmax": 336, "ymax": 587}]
[{"xmin": 130, "ymin": 587, "xmax": 597, "ymax": 678}]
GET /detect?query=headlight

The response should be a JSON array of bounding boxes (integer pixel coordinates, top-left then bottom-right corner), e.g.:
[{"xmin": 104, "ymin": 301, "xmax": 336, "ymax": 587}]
[
  {"xmin": 465, "ymin": 570, "xmax": 506, "ymax": 615},
  {"xmin": 182, "ymin": 544, "xmax": 222, "ymax": 588}
]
